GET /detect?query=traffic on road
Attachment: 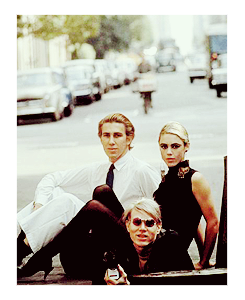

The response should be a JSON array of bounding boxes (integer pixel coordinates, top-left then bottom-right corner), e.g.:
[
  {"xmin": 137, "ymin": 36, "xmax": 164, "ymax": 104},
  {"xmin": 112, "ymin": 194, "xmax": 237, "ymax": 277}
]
[{"xmin": 17, "ymin": 53, "xmax": 227, "ymax": 125}]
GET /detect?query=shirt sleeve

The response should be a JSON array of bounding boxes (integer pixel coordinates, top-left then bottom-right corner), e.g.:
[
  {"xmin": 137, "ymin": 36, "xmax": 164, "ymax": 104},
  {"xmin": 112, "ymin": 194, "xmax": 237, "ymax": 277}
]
[
  {"xmin": 137, "ymin": 164, "xmax": 161, "ymax": 198},
  {"xmin": 33, "ymin": 165, "xmax": 91, "ymax": 206}
]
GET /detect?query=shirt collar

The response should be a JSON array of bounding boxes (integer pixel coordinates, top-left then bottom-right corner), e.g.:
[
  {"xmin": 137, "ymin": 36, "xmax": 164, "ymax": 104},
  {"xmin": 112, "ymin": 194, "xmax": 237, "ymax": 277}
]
[{"xmin": 113, "ymin": 151, "xmax": 132, "ymax": 171}]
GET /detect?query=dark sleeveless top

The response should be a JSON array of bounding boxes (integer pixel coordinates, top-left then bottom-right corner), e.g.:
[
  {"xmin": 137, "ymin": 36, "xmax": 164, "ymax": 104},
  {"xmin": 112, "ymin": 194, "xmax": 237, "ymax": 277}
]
[{"xmin": 153, "ymin": 160, "xmax": 202, "ymax": 249}]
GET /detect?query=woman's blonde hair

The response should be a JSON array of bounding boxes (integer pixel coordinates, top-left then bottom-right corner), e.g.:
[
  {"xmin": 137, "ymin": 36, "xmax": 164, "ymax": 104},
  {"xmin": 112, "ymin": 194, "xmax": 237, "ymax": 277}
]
[
  {"xmin": 158, "ymin": 121, "xmax": 189, "ymax": 145},
  {"xmin": 98, "ymin": 113, "xmax": 135, "ymax": 150},
  {"xmin": 122, "ymin": 198, "xmax": 162, "ymax": 225}
]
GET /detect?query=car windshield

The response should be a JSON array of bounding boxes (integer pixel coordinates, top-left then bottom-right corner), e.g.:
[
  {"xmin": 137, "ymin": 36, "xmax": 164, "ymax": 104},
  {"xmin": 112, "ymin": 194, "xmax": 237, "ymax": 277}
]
[
  {"xmin": 65, "ymin": 67, "xmax": 91, "ymax": 81},
  {"xmin": 18, "ymin": 73, "xmax": 52, "ymax": 87},
  {"xmin": 157, "ymin": 52, "xmax": 174, "ymax": 61},
  {"xmin": 189, "ymin": 54, "xmax": 206, "ymax": 64}
]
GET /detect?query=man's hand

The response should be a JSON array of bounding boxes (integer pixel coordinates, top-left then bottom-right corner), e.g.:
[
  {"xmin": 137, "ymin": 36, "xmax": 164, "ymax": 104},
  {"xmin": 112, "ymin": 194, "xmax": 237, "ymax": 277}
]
[
  {"xmin": 104, "ymin": 264, "xmax": 130, "ymax": 285},
  {"xmin": 32, "ymin": 203, "xmax": 43, "ymax": 212},
  {"xmin": 22, "ymin": 203, "xmax": 43, "ymax": 247}
]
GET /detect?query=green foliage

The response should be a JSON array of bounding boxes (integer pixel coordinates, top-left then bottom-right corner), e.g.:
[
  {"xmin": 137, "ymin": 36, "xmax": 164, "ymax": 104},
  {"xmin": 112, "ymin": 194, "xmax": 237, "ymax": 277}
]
[
  {"xmin": 17, "ymin": 15, "xmax": 101, "ymax": 59},
  {"xmin": 17, "ymin": 15, "xmax": 33, "ymax": 38},
  {"xmin": 31, "ymin": 15, "xmax": 100, "ymax": 42},
  {"xmin": 87, "ymin": 15, "xmax": 151, "ymax": 58},
  {"xmin": 17, "ymin": 15, "xmax": 152, "ymax": 59}
]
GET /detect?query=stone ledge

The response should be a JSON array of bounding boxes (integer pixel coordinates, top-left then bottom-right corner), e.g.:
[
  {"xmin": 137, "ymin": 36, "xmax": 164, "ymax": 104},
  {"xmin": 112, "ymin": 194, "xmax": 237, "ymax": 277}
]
[{"xmin": 17, "ymin": 267, "xmax": 227, "ymax": 285}]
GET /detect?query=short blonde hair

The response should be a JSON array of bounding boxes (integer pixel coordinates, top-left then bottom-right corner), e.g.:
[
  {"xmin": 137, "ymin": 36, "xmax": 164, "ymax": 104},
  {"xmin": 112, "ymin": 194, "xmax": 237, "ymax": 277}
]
[
  {"xmin": 158, "ymin": 121, "xmax": 189, "ymax": 145},
  {"xmin": 122, "ymin": 198, "xmax": 162, "ymax": 225}
]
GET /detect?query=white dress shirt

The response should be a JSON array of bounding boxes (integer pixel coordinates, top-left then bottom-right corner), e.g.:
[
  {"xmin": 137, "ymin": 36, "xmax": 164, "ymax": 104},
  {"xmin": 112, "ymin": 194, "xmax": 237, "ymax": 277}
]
[
  {"xmin": 34, "ymin": 151, "xmax": 161, "ymax": 209},
  {"xmin": 18, "ymin": 151, "xmax": 161, "ymax": 252}
]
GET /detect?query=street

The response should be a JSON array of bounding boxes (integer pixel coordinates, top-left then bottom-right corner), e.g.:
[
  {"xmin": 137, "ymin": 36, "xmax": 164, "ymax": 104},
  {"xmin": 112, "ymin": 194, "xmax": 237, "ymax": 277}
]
[{"xmin": 17, "ymin": 63, "xmax": 227, "ymax": 261}]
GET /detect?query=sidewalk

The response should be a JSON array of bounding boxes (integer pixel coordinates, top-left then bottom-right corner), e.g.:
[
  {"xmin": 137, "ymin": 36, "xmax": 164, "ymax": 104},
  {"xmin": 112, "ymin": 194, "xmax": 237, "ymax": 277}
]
[
  {"xmin": 17, "ymin": 254, "xmax": 92, "ymax": 285},
  {"xmin": 17, "ymin": 253, "xmax": 218, "ymax": 285},
  {"xmin": 17, "ymin": 255, "xmax": 226, "ymax": 285}
]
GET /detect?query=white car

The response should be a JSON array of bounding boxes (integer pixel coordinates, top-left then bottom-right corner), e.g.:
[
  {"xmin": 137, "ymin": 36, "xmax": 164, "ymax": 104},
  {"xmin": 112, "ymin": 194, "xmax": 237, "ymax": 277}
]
[
  {"xmin": 64, "ymin": 65, "xmax": 96, "ymax": 104},
  {"xmin": 17, "ymin": 68, "xmax": 73, "ymax": 122},
  {"xmin": 186, "ymin": 53, "xmax": 207, "ymax": 83},
  {"xmin": 211, "ymin": 53, "xmax": 227, "ymax": 97}
]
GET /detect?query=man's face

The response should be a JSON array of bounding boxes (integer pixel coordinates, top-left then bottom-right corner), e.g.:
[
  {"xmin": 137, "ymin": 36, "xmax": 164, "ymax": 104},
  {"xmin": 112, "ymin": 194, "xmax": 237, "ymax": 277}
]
[
  {"xmin": 100, "ymin": 122, "xmax": 132, "ymax": 163},
  {"xmin": 126, "ymin": 208, "xmax": 161, "ymax": 250}
]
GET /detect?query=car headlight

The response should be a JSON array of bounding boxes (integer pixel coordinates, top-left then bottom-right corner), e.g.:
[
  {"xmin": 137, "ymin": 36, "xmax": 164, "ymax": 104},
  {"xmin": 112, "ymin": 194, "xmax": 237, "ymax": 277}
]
[
  {"xmin": 43, "ymin": 94, "xmax": 50, "ymax": 106},
  {"xmin": 43, "ymin": 94, "xmax": 56, "ymax": 107}
]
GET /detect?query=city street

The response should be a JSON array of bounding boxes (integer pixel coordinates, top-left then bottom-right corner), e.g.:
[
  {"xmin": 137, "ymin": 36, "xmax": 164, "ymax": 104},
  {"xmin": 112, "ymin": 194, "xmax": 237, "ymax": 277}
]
[{"xmin": 17, "ymin": 63, "xmax": 227, "ymax": 261}]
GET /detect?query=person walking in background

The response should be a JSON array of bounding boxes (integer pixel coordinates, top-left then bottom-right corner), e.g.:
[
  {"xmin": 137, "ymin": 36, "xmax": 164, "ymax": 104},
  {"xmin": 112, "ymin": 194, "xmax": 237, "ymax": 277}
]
[
  {"xmin": 154, "ymin": 121, "xmax": 219, "ymax": 270},
  {"xmin": 138, "ymin": 56, "xmax": 152, "ymax": 74}
]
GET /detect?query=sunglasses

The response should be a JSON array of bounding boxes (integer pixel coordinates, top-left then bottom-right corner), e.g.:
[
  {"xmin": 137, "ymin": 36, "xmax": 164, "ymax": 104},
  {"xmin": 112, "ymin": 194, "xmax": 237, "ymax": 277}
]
[{"xmin": 132, "ymin": 217, "xmax": 156, "ymax": 228}]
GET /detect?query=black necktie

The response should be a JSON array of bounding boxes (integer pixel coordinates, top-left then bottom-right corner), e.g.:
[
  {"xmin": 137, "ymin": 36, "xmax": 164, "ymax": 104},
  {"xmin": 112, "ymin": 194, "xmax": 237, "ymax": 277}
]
[{"xmin": 106, "ymin": 164, "xmax": 115, "ymax": 189}]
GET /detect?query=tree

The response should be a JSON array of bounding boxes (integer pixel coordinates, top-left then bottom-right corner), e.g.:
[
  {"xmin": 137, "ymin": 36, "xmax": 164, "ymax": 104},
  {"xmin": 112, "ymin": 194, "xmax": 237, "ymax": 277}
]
[
  {"xmin": 17, "ymin": 15, "xmax": 101, "ymax": 59},
  {"xmin": 17, "ymin": 15, "xmax": 153, "ymax": 59},
  {"xmin": 17, "ymin": 15, "xmax": 34, "ymax": 38},
  {"xmin": 87, "ymin": 15, "xmax": 152, "ymax": 58}
]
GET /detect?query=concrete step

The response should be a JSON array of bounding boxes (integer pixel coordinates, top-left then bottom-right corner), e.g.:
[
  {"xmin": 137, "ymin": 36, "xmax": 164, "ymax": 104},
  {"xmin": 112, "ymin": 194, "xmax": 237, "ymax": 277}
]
[{"xmin": 17, "ymin": 267, "xmax": 92, "ymax": 285}]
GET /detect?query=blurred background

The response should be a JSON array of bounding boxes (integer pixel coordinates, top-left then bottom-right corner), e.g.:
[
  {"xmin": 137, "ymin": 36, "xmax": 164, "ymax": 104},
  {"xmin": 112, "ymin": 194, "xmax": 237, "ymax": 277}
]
[
  {"xmin": 17, "ymin": 15, "xmax": 227, "ymax": 72},
  {"xmin": 17, "ymin": 15, "xmax": 227, "ymax": 264}
]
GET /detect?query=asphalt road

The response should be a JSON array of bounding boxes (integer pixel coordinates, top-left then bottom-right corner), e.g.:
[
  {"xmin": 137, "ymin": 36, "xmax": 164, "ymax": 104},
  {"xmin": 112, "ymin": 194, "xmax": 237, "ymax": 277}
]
[{"xmin": 17, "ymin": 63, "xmax": 227, "ymax": 261}]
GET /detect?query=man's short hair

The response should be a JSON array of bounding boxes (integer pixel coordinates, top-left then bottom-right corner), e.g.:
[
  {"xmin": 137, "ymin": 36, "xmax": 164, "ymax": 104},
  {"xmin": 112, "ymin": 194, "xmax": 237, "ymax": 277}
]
[
  {"xmin": 122, "ymin": 198, "xmax": 162, "ymax": 225},
  {"xmin": 98, "ymin": 113, "xmax": 135, "ymax": 149}
]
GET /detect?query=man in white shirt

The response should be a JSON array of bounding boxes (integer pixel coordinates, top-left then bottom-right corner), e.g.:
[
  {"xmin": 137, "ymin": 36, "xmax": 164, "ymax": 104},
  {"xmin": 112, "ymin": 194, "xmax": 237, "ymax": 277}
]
[{"xmin": 17, "ymin": 113, "xmax": 161, "ymax": 269}]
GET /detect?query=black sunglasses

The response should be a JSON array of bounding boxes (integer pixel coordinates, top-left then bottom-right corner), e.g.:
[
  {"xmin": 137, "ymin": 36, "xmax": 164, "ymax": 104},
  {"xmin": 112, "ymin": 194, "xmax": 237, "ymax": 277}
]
[{"xmin": 132, "ymin": 217, "xmax": 156, "ymax": 228}]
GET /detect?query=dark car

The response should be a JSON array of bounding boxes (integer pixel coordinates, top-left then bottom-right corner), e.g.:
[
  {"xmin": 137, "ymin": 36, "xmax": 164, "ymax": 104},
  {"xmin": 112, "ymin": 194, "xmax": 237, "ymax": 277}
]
[{"xmin": 17, "ymin": 67, "xmax": 74, "ymax": 123}]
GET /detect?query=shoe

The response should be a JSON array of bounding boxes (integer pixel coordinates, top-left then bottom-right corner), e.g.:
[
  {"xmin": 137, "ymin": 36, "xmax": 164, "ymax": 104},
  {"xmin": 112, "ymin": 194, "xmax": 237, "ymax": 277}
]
[
  {"xmin": 17, "ymin": 251, "xmax": 53, "ymax": 280},
  {"xmin": 17, "ymin": 233, "xmax": 32, "ymax": 266}
]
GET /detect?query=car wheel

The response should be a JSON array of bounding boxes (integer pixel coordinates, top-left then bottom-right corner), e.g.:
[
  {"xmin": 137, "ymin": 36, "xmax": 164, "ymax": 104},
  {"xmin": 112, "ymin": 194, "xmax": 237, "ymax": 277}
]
[
  {"xmin": 209, "ymin": 78, "xmax": 214, "ymax": 89},
  {"xmin": 90, "ymin": 95, "xmax": 96, "ymax": 103},
  {"xmin": 64, "ymin": 103, "xmax": 74, "ymax": 117},
  {"xmin": 52, "ymin": 109, "xmax": 64, "ymax": 122},
  {"xmin": 95, "ymin": 93, "xmax": 102, "ymax": 101},
  {"xmin": 217, "ymin": 89, "xmax": 222, "ymax": 98}
]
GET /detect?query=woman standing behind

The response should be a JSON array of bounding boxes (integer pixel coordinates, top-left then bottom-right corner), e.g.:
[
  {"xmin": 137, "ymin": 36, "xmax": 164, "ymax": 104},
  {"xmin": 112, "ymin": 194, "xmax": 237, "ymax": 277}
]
[{"xmin": 154, "ymin": 121, "xmax": 219, "ymax": 270}]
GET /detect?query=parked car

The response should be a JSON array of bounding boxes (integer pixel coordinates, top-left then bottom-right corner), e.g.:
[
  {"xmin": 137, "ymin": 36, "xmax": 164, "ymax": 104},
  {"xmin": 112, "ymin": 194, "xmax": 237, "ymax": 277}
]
[
  {"xmin": 94, "ymin": 59, "xmax": 112, "ymax": 93},
  {"xmin": 63, "ymin": 59, "xmax": 105, "ymax": 100},
  {"xmin": 107, "ymin": 60, "xmax": 125, "ymax": 88},
  {"xmin": 185, "ymin": 53, "xmax": 207, "ymax": 83},
  {"xmin": 155, "ymin": 50, "xmax": 176, "ymax": 73},
  {"xmin": 115, "ymin": 60, "xmax": 134, "ymax": 85},
  {"xmin": 17, "ymin": 67, "xmax": 74, "ymax": 123},
  {"xmin": 211, "ymin": 53, "xmax": 227, "ymax": 97},
  {"xmin": 64, "ymin": 65, "xmax": 96, "ymax": 104},
  {"xmin": 123, "ymin": 58, "xmax": 138, "ymax": 82}
]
